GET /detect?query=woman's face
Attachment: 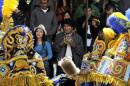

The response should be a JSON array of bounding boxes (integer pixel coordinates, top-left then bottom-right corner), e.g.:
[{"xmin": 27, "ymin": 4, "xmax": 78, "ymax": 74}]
[
  {"xmin": 64, "ymin": 13, "xmax": 71, "ymax": 20},
  {"xmin": 36, "ymin": 28, "xmax": 44, "ymax": 38}
]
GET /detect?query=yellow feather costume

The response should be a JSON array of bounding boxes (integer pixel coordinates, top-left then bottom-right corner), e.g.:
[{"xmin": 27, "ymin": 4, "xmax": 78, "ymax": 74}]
[{"xmin": 1, "ymin": 0, "xmax": 18, "ymax": 31}]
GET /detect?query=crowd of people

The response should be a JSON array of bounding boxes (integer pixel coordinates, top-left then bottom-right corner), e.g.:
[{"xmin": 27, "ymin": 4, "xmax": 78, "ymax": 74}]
[
  {"xmin": 1, "ymin": 0, "xmax": 129, "ymax": 86},
  {"xmin": 14, "ymin": 0, "xmax": 115, "ymax": 80}
]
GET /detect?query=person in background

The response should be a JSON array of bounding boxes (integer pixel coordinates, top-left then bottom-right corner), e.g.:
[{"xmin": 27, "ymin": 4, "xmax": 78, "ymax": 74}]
[
  {"xmin": 88, "ymin": 0, "xmax": 100, "ymax": 17},
  {"xmin": 83, "ymin": 6, "xmax": 100, "ymax": 52},
  {"xmin": 31, "ymin": 0, "xmax": 57, "ymax": 11},
  {"xmin": 76, "ymin": 5, "xmax": 100, "ymax": 52},
  {"xmin": 55, "ymin": 6, "xmax": 65, "ymax": 34},
  {"xmin": 63, "ymin": 11, "xmax": 72, "ymax": 20},
  {"xmin": 53, "ymin": 10, "xmax": 73, "ymax": 77},
  {"xmin": 30, "ymin": 0, "xmax": 58, "ymax": 43},
  {"xmin": 53, "ymin": 19, "xmax": 84, "ymax": 86},
  {"xmin": 33, "ymin": 24, "xmax": 53, "ymax": 78},
  {"xmin": 53, "ymin": 19, "xmax": 84, "ymax": 72},
  {"xmin": 56, "ymin": 11, "xmax": 72, "ymax": 35},
  {"xmin": 56, "ymin": 6, "xmax": 65, "ymax": 24},
  {"xmin": 100, "ymin": 3, "xmax": 115, "ymax": 29},
  {"xmin": 12, "ymin": 0, "xmax": 30, "ymax": 26}
]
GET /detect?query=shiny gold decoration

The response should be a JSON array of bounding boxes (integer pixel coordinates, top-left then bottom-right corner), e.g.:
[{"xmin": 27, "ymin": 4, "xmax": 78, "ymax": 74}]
[
  {"xmin": 91, "ymin": 38, "xmax": 106, "ymax": 59},
  {"xmin": 15, "ymin": 60, "xmax": 29, "ymax": 69},
  {"xmin": 2, "ymin": 26, "xmax": 33, "ymax": 60},
  {"xmin": 0, "ymin": 26, "xmax": 51, "ymax": 86},
  {"xmin": 30, "ymin": 66, "xmax": 37, "ymax": 74},
  {"xmin": 0, "ymin": 73, "xmax": 53, "ymax": 86},
  {"xmin": 37, "ymin": 61, "xmax": 44, "ymax": 68},
  {"xmin": 75, "ymin": 72, "xmax": 127, "ymax": 86},
  {"xmin": 0, "ymin": 55, "xmax": 28, "ymax": 64},
  {"xmin": 108, "ymin": 40, "xmax": 116, "ymax": 49}
]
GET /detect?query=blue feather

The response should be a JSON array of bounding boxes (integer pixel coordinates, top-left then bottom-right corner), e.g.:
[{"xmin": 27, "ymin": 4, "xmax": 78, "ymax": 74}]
[
  {"xmin": 107, "ymin": 14, "xmax": 128, "ymax": 34},
  {"xmin": 0, "ymin": 0, "xmax": 3, "ymax": 23},
  {"xmin": 125, "ymin": 8, "xmax": 130, "ymax": 21}
]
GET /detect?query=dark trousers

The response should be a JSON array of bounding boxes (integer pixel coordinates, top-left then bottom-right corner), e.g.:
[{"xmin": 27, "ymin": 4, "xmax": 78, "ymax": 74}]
[
  {"xmin": 59, "ymin": 79, "xmax": 75, "ymax": 86},
  {"xmin": 44, "ymin": 61, "xmax": 53, "ymax": 78}
]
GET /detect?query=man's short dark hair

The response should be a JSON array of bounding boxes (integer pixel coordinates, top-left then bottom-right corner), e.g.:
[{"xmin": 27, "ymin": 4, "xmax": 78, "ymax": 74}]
[
  {"xmin": 83, "ymin": 4, "xmax": 92, "ymax": 10},
  {"xmin": 63, "ymin": 19, "xmax": 74, "ymax": 27},
  {"xmin": 105, "ymin": 3, "xmax": 115, "ymax": 11}
]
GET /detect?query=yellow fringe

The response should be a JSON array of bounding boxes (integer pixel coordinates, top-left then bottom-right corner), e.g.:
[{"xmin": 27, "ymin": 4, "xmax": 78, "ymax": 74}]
[
  {"xmin": 77, "ymin": 72, "xmax": 128, "ymax": 86},
  {"xmin": 38, "ymin": 74, "xmax": 53, "ymax": 86},
  {"xmin": 0, "ymin": 73, "xmax": 53, "ymax": 86}
]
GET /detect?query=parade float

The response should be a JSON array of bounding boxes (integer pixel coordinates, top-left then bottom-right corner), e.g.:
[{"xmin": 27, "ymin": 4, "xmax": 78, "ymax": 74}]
[{"xmin": 59, "ymin": 11, "xmax": 130, "ymax": 86}]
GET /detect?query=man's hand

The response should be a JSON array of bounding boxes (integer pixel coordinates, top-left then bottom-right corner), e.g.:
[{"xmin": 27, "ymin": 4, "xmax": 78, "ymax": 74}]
[{"xmin": 69, "ymin": 39, "xmax": 76, "ymax": 48}]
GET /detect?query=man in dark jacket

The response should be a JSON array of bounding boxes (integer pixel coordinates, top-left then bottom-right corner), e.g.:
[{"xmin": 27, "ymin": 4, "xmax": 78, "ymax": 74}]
[
  {"xmin": 53, "ymin": 19, "xmax": 84, "ymax": 68},
  {"xmin": 76, "ymin": 5, "xmax": 100, "ymax": 52},
  {"xmin": 53, "ymin": 19, "xmax": 84, "ymax": 86}
]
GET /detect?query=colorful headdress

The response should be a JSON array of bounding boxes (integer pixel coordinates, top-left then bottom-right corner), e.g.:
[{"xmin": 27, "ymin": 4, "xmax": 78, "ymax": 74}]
[
  {"xmin": 103, "ymin": 28, "xmax": 116, "ymax": 40},
  {"xmin": 2, "ymin": 25, "xmax": 33, "ymax": 60},
  {"xmin": 107, "ymin": 12, "xmax": 128, "ymax": 34}
]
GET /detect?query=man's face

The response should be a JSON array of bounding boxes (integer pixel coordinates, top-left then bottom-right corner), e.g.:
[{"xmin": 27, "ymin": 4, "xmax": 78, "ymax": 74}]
[
  {"xmin": 64, "ymin": 24, "xmax": 73, "ymax": 34},
  {"xmin": 41, "ymin": 0, "xmax": 48, "ymax": 9},
  {"xmin": 84, "ymin": 8, "xmax": 92, "ymax": 17},
  {"xmin": 87, "ymin": 8, "xmax": 92, "ymax": 17}
]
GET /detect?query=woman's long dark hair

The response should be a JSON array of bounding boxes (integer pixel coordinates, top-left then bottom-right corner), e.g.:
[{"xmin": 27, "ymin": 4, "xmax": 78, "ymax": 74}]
[
  {"xmin": 33, "ymin": 28, "xmax": 46, "ymax": 47},
  {"xmin": 63, "ymin": 10, "xmax": 72, "ymax": 20}
]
